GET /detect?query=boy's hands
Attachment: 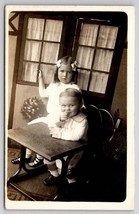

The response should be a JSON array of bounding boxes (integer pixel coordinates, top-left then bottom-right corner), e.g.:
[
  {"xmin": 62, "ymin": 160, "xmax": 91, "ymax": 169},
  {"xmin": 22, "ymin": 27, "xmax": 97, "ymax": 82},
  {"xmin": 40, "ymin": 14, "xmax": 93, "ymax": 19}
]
[
  {"xmin": 48, "ymin": 112, "xmax": 70, "ymax": 136},
  {"xmin": 60, "ymin": 112, "xmax": 69, "ymax": 121},
  {"xmin": 49, "ymin": 126, "xmax": 59, "ymax": 136}
]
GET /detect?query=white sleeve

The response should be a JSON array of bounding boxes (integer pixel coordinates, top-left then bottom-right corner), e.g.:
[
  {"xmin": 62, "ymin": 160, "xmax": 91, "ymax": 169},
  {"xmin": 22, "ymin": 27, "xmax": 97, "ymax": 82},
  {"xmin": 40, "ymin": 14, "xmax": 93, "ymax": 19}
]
[
  {"xmin": 52, "ymin": 119, "xmax": 88, "ymax": 141},
  {"xmin": 39, "ymin": 83, "xmax": 52, "ymax": 98}
]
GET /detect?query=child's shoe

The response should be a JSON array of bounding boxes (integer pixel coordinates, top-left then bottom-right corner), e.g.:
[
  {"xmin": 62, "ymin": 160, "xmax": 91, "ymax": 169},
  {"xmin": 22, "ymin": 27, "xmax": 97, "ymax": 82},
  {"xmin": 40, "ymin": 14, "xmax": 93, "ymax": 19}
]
[
  {"xmin": 11, "ymin": 157, "xmax": 31, "ymax": 164},
  {"xmin": 43, "ymin": 174, "xmax": 61, "ymax": 186},
  {"xmin": 66, "ymin": 168, "xmax": 77, "ymax": 184},
  {"xmin": 28, "ymin": 157, "xmax": 44, "ymax": 167}
]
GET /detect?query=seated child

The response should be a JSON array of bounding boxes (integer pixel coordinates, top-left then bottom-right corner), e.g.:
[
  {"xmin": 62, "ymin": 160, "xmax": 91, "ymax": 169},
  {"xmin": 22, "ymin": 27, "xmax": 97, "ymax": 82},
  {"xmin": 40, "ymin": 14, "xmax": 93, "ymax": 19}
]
[
  {"xmin": 43, "ymin": 88, "xmax": 88, "ymax": 186},
  {"xmin": 11, "ymin": 55, "xmax": 80, "ymax": 167}
]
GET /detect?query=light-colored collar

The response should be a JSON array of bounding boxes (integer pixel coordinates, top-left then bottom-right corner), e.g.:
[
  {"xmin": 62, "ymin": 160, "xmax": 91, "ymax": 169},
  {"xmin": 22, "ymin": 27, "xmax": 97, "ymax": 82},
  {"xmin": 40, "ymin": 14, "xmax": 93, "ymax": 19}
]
[{"xmin": 72, "ymin": 111, "xmax": 86, "ymax": 122}]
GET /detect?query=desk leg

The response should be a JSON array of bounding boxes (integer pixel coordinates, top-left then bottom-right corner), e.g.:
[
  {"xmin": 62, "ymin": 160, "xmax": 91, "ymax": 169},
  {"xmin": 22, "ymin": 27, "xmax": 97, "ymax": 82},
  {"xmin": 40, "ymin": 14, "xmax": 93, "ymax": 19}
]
[
  {"xmin": 60, "ymin": 154, "xmax": 73, "ymax": 178},
  {"xmin": 7, "ymin": 145, "xmax": 47, "ymax": 201},
  {"xmin": 8, "ymin": 145, "xmax": 46, "ymax": 183},
  {"xmin": 8, "ymin": 146, "xmax": 26, "ymax": 182},
  {"xmin": 53, "ymin": 154, "xmax": 74, "ymax": 201}
]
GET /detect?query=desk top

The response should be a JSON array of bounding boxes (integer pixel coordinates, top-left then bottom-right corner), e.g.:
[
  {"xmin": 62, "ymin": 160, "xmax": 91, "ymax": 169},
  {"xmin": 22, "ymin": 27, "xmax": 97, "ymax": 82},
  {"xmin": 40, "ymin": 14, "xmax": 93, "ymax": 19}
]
[{"xmin": 8, "ymin": 123, "xmax": 88, "ymax": 161}]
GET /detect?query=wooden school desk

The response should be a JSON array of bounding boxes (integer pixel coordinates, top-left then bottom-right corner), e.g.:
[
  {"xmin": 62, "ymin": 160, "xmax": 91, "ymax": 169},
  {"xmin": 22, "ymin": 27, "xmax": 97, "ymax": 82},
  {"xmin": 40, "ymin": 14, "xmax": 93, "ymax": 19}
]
[{"xmin": 7, "ymin": 122, "xmax": 88, "ymax": 200}]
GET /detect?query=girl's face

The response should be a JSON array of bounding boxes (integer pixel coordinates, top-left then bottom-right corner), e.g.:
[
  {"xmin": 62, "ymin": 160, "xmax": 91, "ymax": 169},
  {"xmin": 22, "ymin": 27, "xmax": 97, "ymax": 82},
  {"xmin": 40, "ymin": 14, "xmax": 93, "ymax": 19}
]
[
  {"xmin": 59, "ymin": 96, "xmax": 81, "ymax": 118},
  {"xmin": 58, "ymin": 64, "xmax": 73, "ymax": 84}
]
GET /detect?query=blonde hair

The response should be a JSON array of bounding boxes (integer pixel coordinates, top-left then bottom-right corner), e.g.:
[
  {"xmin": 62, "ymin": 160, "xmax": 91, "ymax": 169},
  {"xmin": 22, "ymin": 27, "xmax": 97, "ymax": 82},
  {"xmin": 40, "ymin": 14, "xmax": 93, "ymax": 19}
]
[{"xmin": 59, "ymin": 88, "xmax": 82, "ymax": 104}]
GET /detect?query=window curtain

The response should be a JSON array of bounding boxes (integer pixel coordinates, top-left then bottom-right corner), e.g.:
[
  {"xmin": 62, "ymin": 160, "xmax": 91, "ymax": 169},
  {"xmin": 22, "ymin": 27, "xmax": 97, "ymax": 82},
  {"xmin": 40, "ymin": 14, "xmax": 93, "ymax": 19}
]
[
  {"xmin": 24, "ymin": 41, "xmax": 42, "ymax": 62},
  {"xmin": 79, "ymin": 23, "xmax": 98, "ymax": 46},
  {"xmin": 26, "ymin": 18, "xmax": 45, "ymax": 40},
  {"xmin": 97, "ymin": 25, "xmax": 118, "ymax": 49},
  {"xmin": 41, "ymin": 42, "xmax": 60, "ymax": 63},
  {"xmin": 44, "ymin": 19, "xmax": 63, "ymax": 42},
  {"xmin": 93, "ymin": 49, "xmax": 113, "ymax": 72},
  {"xmin": 89, "ymin": 72, "xmax": 108, "ymax": 93},
  {"xmin": 76, "ymin": 24, "xmax": 98, "ymax": 90},
  {"xmin": 76, "ymin": 47, "xmax": 94, "ymax": 69},
  {"xmin": 76, "ymin": 23, "xmax": 118, "ymax": 93},
  {"xmin": 22, "ymin": 18, "xmax": 63, "ymax": 83},
  {"xmin": 77, "ymin": 69, "xmax": 90, "ymax": 90},
  {"xmin": 22, "ymin": 62, "xmax": 38, "ymax": 82}
]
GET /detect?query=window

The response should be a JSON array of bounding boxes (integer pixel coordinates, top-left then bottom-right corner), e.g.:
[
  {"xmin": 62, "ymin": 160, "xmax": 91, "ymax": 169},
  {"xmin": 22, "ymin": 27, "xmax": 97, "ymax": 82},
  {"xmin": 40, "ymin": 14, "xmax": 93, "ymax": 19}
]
[
  {"xmin": 73, "ymin": 20, "xmax": 118, "ymax": 94},
  {"xmin": 18, "ymin": 15, "xmax": 64, "ymax": 85},
  {"xmin": 16, "ymin": 12, "xmax": 127, "ymax": 109}
]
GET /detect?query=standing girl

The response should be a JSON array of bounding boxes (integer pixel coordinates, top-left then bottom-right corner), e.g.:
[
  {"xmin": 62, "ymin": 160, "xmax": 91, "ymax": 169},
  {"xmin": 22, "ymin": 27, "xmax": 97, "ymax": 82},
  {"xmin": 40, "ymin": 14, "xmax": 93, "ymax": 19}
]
[{"xmin": 39, "ymin": 55, "xmax": 80, "ymax": 118}]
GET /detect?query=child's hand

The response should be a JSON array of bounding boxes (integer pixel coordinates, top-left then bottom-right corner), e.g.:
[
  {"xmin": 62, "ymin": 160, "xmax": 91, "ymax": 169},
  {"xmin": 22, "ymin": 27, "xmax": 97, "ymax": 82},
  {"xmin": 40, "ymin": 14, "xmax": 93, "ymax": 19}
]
[
  {"xmin": 49, "ymin": 126, "xmax": 62, "ymax": 139},
  {"xmin": 60, "ymin": 112, "xmax": 69, "ymax": 121},
  {"xmin": 37, "ymin": 69, "xmax": 43, "ymax": 79},
  {"xmin": 49, "ymin": 126, "xmax": 53, "ymax": 135},
  {"xmin": 55, "ymin": 121, "xmax": 65, "ymax": 128},
  {"xmin": 49, "ymin": 126, "xmax": 58, "ymax": 136}
]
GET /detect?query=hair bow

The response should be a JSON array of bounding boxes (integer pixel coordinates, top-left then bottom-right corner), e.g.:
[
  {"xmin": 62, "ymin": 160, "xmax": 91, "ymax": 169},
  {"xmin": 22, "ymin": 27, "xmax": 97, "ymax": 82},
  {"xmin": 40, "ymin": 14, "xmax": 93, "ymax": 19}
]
[
  {"xmin": 56, "ymin": 59, "xmax": 62, "ymax": 68},
  {"xmin": 56, "ymin": 59, "xmax": 77, "ymax": 71},
  {"xmin": 71, "ymin": 61, "xmax": 77, "ymax": 71}
]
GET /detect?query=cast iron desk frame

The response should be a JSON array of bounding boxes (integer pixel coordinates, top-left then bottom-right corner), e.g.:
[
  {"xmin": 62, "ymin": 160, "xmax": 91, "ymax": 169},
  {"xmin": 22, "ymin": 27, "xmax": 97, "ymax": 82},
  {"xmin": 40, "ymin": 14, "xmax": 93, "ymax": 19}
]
[{"xmin": 7, "ymin": 122, "xmax": 88, "ymax": 200}]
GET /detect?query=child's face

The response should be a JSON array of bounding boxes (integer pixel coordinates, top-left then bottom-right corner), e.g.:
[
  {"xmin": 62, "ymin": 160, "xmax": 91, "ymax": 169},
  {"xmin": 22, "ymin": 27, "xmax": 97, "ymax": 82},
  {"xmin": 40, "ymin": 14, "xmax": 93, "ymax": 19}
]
[
  {"xmin": 58, "ymin": 64, "xmax": 73, "ymax": 84},
  {"xmin": 59, "ymin": 96, "xmax": 81, "ymax": 118}
]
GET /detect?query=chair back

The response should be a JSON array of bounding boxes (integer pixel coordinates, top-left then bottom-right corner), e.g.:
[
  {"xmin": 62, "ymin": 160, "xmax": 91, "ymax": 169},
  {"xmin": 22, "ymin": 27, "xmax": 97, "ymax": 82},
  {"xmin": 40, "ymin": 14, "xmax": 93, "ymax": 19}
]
[
  {"xmin": 83, "ymin": 105, "xmax": 102, "ymax": 154},
  {"xmin": 99, "ymin": 108, "xmax": 115, "ymax": 142},
  {"xmin": 78, "ymin": 105, "xmax": 115, "ymax": 182},
  {"xmin": 83, "ymin": 105, "xmax": 115, "ymax": 156}
]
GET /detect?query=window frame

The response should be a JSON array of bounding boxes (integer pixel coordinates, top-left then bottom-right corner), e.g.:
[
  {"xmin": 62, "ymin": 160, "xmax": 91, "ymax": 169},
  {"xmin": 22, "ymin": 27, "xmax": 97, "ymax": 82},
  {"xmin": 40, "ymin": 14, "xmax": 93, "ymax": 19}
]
[
  {"xmin": 71, "ymin": 16, "xmax": 127, "ymax": 109},
  {"xmin": 15, "ymin": 12, "xmax": 127, "ymax": 109},
  {"xmin": 17, "ymin": 13, "xmax": 66, "ymax": 86},
  {"xmin": 72, "ymin": 18, "xmax": 120, "ymax": 93}
]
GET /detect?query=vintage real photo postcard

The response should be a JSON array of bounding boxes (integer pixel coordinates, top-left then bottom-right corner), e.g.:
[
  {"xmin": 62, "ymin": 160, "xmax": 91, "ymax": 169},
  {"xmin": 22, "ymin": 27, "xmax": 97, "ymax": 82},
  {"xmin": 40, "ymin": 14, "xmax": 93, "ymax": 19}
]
[{"xmin": 5, "ymin": 5, "xmax": 135, "ymax": 210}]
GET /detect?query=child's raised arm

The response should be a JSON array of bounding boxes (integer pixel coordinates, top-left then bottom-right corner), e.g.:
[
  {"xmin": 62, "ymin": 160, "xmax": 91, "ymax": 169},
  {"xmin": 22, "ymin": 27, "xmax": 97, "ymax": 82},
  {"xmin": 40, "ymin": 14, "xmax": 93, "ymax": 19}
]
[{"xmin": 38, "ymin": 70, "xmax": 46, "ymax": 97}]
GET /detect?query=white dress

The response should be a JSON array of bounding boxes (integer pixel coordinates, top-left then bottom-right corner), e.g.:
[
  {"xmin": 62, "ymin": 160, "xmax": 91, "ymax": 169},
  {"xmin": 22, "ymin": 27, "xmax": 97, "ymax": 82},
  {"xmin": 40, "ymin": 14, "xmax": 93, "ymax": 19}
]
[
  {"xmin": 50, "ymin": 111, "xmax": 88, "ymax": 142},
  {"xmin": 44, "ymin": 111, "xmax": 88, "ymax": 170},
  {"xmin": 39, "ymin": 82, "xmax": 81, "ymax": 116},
  {"xmin": 28, "ymin": 82, "xmax": 81, "ymax": 126}
]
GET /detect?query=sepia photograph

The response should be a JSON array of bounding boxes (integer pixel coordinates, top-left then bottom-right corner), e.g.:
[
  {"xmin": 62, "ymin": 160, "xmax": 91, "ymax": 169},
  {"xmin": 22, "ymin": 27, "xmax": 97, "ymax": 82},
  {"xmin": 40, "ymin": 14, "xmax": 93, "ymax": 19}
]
[{"xmin": 5, "ymin": 5, "xmax": 135, "ymax": 210}]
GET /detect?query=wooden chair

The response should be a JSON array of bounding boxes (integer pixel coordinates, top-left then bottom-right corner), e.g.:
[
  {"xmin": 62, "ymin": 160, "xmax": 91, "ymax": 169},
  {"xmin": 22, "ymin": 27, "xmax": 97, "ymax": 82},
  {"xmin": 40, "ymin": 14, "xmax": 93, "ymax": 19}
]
[
  {"xmin": 83, "ymin": 105, "xmax": 102, "ymax": 154},
  {"xmin": 77, "ymin": 105, "xmax": 115, "ymax": 183},
  {"xmin": 99, "ymin": 108, "xmax": 115, "ymax": 142},
  {"xmin": 76, "ymin": 105, "xmax": 102, "ymax": 182}
]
